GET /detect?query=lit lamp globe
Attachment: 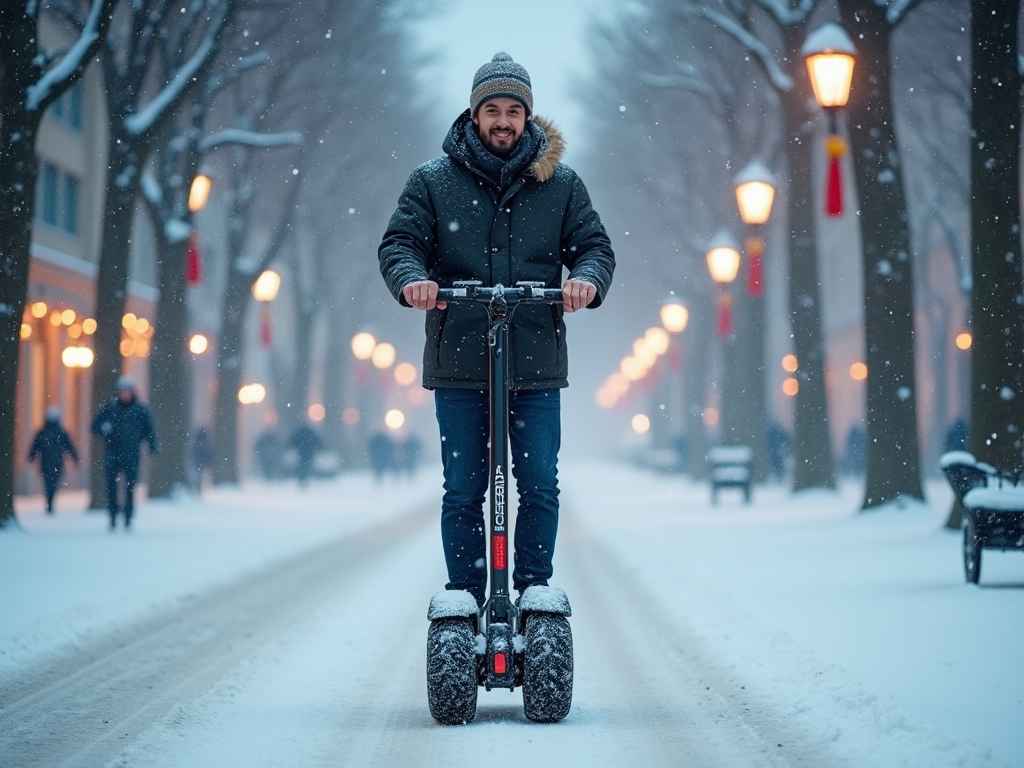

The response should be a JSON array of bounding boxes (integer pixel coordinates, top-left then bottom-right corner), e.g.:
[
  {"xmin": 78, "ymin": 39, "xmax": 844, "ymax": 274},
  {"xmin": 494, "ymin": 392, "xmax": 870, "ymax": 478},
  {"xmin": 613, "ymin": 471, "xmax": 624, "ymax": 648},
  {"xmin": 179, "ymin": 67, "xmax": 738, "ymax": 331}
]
[
  {"xmin": 733, "ymin": 161, "xmax": 776, "ymax": 225},
  {"xmin": 188, "ymin": 167, "xmax": 213, "ymax": 213},
  {"xmin": 351, "ymin": 331, "xmax": 376, "ymax": 360},
  {"xmin": 706, "ymin": 230, "xmax": 741, "ymax": 285},
  {"xmin": 644, "ymin": 326, "xmax": 671, "ymax": 356},
  {"xmin": 801, "ymin": 23, "xmax": 857, "ymax": 110},
  {"xmin": 660, "ymin": 298, "xmax": 689, "ymax": 334},
  {"xmin": 252, "ymin": 270, "xmax": 282, "ymax": 303}
]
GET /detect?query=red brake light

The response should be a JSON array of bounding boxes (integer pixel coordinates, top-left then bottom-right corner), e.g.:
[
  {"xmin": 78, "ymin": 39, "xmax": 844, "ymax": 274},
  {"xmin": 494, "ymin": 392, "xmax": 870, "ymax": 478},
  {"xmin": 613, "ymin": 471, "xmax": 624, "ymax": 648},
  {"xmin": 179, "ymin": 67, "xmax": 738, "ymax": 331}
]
[{"xmin": 493, "ymin": 652, "xmax": 507, "ymax": 674}]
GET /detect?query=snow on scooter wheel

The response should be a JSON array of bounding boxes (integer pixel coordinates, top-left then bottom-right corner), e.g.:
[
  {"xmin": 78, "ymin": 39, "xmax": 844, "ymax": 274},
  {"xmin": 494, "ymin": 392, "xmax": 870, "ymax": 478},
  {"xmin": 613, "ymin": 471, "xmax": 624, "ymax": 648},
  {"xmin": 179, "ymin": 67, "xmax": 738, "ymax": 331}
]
[
  {"xmin": 426, "ymin": 618, "xmax": 478, "ymax": 725},
  {"xmin": 521, "ymin": 613, "xmax": 573, "ymax": 723}
]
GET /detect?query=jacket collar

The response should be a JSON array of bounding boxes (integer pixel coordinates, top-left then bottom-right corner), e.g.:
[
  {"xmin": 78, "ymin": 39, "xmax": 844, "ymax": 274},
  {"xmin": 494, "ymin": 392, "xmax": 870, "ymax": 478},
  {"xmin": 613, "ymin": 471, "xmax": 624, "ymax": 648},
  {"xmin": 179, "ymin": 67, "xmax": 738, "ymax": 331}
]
[{"xmin": 443, "ymin": 110, "xmax": 565, "ymax": 184}]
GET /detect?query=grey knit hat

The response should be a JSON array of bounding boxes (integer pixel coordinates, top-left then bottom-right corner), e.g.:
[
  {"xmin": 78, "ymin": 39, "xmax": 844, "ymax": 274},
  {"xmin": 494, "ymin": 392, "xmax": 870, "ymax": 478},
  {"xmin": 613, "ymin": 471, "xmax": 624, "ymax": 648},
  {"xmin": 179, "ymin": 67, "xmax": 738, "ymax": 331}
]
[{"xmin": 470, "ymin": 52, "xmax": 533, "ymax": 115}]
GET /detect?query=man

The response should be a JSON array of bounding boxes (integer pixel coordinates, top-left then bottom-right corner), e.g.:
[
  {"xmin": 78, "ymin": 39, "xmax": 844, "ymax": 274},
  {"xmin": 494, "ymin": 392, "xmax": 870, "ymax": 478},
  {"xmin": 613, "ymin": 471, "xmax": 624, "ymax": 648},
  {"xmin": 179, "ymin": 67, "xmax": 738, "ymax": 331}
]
[
  {"xmin": 92, "ymin": 376, "xmax": 157, "ymax": 530},
  {"xmin": 28, "ymin": 406, "xmax": 80, "ymax": 513},
  {"xmin": 379, "ymin": 53, "xmax": 615, "ymax": 607}
]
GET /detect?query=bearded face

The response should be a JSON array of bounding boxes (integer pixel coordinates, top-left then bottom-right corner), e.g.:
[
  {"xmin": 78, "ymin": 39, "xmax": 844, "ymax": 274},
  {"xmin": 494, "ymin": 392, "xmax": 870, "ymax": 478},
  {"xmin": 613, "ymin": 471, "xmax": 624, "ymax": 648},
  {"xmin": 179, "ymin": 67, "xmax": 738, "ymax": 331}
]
[{"xmin": 473, "ymin": 97, "xmax": 527, "ymax": 157}]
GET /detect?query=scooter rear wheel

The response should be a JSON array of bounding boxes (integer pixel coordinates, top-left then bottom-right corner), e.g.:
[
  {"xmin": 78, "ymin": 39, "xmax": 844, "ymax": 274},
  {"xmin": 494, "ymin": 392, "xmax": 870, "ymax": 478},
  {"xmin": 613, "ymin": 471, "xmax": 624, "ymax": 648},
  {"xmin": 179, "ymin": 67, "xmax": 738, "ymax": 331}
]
[
  {"xmin": 427, "ymin": 617, "xmax": 478, "ymax": 725},
  {"xmin": 522, "ymin": 614, "xmax": 573, "ymax": 723}
]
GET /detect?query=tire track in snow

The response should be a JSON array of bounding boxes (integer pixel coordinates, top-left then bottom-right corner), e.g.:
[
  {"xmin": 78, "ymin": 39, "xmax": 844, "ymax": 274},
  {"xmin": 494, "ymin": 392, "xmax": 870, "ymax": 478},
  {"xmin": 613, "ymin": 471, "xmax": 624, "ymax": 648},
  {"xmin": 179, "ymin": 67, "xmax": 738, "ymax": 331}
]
[
  {"xmin": 0, "ymin": 503, "xmax": 434, "ymax": 768},
  {"xmin": 557, "ymin": 507, "xmax": 848, "ymax": 768}
]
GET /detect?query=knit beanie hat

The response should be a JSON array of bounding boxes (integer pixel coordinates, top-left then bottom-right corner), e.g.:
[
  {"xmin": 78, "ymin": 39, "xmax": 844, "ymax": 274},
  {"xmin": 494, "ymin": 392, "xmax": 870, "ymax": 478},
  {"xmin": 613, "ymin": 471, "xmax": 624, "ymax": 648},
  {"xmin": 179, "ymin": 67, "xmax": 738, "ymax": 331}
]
[{"xmin": 470, "ymin": 52, "xmax": 533, "ymax": 116}]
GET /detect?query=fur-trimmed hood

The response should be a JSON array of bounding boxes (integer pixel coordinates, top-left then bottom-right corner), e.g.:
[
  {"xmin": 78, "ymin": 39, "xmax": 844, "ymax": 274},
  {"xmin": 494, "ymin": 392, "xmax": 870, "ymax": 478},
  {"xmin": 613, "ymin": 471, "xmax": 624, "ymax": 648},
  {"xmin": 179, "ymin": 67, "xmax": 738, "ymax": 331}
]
[{"xmin": 442, "ymin": 110, "xmax": 565, "ymax": 183}]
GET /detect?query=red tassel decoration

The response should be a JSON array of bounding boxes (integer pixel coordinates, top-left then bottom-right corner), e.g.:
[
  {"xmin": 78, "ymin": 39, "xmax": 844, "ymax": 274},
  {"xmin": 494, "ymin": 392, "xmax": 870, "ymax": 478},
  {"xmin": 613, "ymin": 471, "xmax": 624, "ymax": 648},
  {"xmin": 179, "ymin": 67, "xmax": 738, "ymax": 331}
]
[
  {"xmin": 824, "ymin": 135, "xmax": 846, "ymax": 217},
  {"xmin": 260, "ymin": 307, "xmax": 273, "ymax": 347},
  {"xmin": 716, "ymin": 292, "xmax": 732, "ymax": 338},
  {"xmin": 186, "ymin": 231, "xmax": 202, "ymax": 286},
  {"xmin": 745, "ymin": 237, "xmax": 764, "ymax": 296}
]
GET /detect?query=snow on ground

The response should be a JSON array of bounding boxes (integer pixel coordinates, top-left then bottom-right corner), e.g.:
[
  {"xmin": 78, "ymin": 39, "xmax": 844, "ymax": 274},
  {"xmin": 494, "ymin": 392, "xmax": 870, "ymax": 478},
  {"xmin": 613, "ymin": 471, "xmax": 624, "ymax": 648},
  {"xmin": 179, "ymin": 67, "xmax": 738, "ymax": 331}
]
[
  {"xmin": 1, "ymin": 470, "xmax": 441, "ymax": 679},
  {"xmin": 2, "ymin": 462, "xmax": 1022, "ymax": 767},
  {"xmin": 562, "ymin": 463, "xmax": 1024, "ymax": 767}
]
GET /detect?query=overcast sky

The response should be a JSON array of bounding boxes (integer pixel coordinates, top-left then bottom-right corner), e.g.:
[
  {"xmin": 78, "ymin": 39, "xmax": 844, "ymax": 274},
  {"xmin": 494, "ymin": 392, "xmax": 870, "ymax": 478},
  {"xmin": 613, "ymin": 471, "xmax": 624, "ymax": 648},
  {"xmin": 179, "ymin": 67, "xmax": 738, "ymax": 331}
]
[{"xmin": 410, "ymin": 0, "xmax": 616, "ymax": 165}]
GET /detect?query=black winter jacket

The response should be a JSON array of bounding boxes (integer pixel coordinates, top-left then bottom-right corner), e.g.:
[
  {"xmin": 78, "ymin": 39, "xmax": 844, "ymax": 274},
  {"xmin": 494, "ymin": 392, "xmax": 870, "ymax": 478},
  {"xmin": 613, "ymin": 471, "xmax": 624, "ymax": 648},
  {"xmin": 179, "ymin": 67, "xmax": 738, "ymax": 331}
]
[
  {"xmin": 92, "ymin": 396, "xmax": 157, "ymax": 467},
  {"xmin": 379, "ymin": 111, "xmax": 615, "ymax": 390},
  {"xmin": 28, "ymin": 423, "xmax": 79, "ymax": 475}
]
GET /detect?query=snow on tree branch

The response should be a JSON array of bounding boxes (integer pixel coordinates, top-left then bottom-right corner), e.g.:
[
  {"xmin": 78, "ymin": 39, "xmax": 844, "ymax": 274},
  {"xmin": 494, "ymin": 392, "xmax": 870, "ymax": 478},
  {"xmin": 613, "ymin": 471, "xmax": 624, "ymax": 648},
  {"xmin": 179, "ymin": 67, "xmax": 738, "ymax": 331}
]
[
  {"xmin": 637, "ymin": 70, "xmax": 712, "ymax": 96},
  {"xmin": 25, "ymin": 0, "xmax": 115, "ymax": 111},
  {"xmin": 123, "ymin": 1, "xmax": 230, "ymax": 136},
  {"xmin": 701, "ymin": 7, "xmax": 794, "ymax": 92},
  {"xmin": 198, "ymin": 129, "xmax": 303, "ymax": 153},
  {"xmin": 886, "ymin": 0, "xmax": 925, "ymax": 25},
  {"xmin": 752, "ymin": 0, "xmax": 815, "ymax": 26},
  {"xmin": 140, "ymin": 171, "xmax": 164, "ymax": 206}
]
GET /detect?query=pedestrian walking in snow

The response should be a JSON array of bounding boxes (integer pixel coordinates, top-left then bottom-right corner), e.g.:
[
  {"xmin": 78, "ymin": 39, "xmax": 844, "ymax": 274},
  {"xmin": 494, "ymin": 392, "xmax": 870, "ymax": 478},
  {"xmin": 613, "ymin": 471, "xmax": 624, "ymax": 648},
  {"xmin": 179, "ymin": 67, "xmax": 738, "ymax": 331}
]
[
  {"xmin": 91, "ymin": 377, "xmax": 157, "ymax": 530},
  {"xmin": 254, "ymin": 429, "xmax": 283, "ymax": 480},
  {"xmin": 289, "ymin": 423, "xmax": 322, "ymax": 486},
  {"xmin": 191, "ymin": 427, "xmax": 214, "ymax": 493},
  {"xmin": 379, "ymin": 52, "xmax": 615, "ymax": 607},
  {"xmin": 28, "ymin": 406, "xmax": 80, "ymax": 513},
  {"xmin": 367, "ymin": 432, "xmax": 395, "ymax": 482}
]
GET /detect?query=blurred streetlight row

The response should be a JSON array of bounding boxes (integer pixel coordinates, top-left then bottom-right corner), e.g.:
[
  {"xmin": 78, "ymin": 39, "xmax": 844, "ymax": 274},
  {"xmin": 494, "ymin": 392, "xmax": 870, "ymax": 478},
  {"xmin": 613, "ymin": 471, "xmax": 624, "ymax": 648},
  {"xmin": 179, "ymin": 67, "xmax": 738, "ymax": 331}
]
[
  {"xmin": 595, "ymin": 297, "xmax": 689, "ymax": 409},
  {"xmin": 350, "ymin": 331, "xmax": 419, "ymax": 386}
]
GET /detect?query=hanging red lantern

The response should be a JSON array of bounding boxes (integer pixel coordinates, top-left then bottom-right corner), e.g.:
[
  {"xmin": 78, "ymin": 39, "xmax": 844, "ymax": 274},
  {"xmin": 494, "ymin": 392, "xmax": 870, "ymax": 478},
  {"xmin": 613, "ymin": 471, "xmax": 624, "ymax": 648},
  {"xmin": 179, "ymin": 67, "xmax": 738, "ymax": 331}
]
[
  {"xmin": 824, "ymin": 135, "xmax": 846, "ymax": 217},
  {"xmin": 260, "ymin": 307, "xmax": 273, "ymax": 347},
  {"xmin": 186, "ymin": 231, "xmax": 202, "ymax": 286},
  {"xmin": 716, "ymin": 292, "xmax": 733, "ymax": 338},
  {"xmin": 745, "ymin": 237, "xmax": 764, "ymax": 296}
]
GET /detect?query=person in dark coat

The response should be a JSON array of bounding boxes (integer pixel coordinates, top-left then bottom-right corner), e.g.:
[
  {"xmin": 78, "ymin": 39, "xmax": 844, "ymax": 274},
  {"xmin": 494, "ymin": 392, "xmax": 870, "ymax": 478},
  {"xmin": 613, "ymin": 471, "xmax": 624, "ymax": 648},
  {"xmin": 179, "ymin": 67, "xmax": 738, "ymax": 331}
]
[
  {"xmin": 191, "ymin": 427, "xmax": 214, "ymax": 493},
  {"xmin": 379, "ymin": 53, "xmax": 615, "ymax": 606},
  {"xmin": 254, "ymin": 430, "xmax": 283, "ymax": 480},
  {"xmin": 289, "ymin": 423, "xmax": 322, "ymax": 486},
  {"xmin": 92, "ymin": 376, "xmax": 157, "ymax": 529},
  {"xmin": 367, "ymin": 432, "xmax": 395, "ymax": 481},
  {"xmin": 28, "ymin": 406, "xmax": 80, "ymax": 513}
]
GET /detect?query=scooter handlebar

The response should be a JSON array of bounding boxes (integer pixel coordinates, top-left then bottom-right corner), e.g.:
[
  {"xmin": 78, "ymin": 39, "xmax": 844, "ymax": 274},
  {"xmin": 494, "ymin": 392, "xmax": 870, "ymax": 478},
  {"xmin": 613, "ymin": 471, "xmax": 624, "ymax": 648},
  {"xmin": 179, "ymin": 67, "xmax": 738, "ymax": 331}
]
[{"xmin": 436, "ymin": 283, "xmax": 564, "ymax": 303}]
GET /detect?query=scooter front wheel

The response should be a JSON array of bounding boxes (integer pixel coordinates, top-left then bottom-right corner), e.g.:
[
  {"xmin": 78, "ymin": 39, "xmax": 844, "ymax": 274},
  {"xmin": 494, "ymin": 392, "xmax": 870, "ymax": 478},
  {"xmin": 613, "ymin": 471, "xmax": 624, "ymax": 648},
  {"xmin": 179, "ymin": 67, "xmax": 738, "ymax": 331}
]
[
  {"xmin": 427, "ymin": 617, "xmax": 479, "ymax": 725},
  {"xmin": 521, "ymin": 614, "xmax": 573, "ymax": 723}
]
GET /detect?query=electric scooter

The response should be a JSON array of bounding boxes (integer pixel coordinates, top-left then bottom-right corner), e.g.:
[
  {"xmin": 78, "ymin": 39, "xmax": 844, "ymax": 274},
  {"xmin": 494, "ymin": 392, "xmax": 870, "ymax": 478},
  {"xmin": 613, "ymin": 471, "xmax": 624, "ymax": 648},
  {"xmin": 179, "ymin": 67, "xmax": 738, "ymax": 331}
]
[{"xmin": 425, "ymin": 281, "xmax": 574, "ymax": 725}]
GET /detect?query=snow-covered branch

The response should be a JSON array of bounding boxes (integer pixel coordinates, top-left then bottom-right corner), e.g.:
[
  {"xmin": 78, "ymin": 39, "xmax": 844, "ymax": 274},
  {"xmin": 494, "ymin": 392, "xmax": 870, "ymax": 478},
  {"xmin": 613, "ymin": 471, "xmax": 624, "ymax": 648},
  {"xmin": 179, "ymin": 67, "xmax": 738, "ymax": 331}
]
[
  {"xmin": 886, "ymin": 0, "xmax": 925, "ymax": 26},
  {"xmin": 637, "ymin": 70, "xmax": 712, "ymax": 96},
  {"xmin": 25, "ymin": 0, "xmax": 117, "ymax": 111},
  {"xmin": 207, "ymin": 52, "xmax": 271, "ymax": 97},
  {"xmin": 753, "ymin": 0, "xmax": 815, "ymax": 26},
  {"xmin": 140, "ymin": 171, "xmax": 164, "ymax": 206},
  {"xmin": 198, "ymin": 129, "xmax": 303, "ymax": 153},
  {"xmin": 123, "ymin": 0, "xmax": 230, "ymax": 136},
  {"xmin": 700, "ymin": 7, "xmax": 794, "ymax": 92}
]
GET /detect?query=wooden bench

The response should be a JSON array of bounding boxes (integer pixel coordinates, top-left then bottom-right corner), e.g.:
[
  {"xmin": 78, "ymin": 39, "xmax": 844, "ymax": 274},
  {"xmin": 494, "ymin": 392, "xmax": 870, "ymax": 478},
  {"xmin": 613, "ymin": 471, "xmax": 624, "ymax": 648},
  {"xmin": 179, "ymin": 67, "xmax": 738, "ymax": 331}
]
[{"xmin": 708, "ymin": 445, "xmax": 753, "ymax": 504}]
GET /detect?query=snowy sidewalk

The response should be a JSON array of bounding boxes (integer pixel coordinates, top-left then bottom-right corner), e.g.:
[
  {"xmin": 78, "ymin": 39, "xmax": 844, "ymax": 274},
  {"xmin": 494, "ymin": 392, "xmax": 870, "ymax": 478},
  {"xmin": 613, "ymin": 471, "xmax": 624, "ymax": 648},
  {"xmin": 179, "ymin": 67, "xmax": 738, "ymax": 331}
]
[{"xmin": 561, "ymin": 462, "xmax": 1024, "ymax": 767}]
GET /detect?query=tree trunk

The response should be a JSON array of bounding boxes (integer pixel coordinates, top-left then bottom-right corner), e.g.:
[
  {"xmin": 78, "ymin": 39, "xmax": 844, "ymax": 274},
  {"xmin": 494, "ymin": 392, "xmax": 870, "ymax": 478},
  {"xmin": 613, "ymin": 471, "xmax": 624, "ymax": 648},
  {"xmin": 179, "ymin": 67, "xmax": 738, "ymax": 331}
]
[
  {"xmin": 685, "ymin": 291, "xmax": 713, "ymax": 480},
  {"xmin": 148, "ymin": 236, "xmax": 191, "ymax": 497},
  {"xmin": 837, "ymin": 0, "xmax": 924, "ymax": 508},
  {"xmin": 968, "ymin": 0, "xmax": 1024, "ymax": 472},
  {"xmin": 212, "ymin": 281, "xmax": 250, "ymax": 484},
  {"xmin": 283, "ymin": 305, "xmax": 316, "ymax": 437},
  {"xmin": 781, "ymin": 25, "xmax": 838, "ymax": 491},
  {"xmin": 0, "ymin": 107, "xmax": 38, "ymax": 527}
]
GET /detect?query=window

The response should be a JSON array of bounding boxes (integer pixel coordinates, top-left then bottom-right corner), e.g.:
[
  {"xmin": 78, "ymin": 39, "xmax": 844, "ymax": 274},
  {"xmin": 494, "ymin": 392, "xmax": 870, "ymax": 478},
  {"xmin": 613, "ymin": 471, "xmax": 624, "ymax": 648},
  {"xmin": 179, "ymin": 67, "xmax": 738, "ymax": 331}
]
[
  {"xmin": 67, "ymin": 83, "xmax": 83, "ymax": 131},
  {"xmin": 63, "ymin": 175, "xmax": 78, "ymax": 234},
  {"xmin": 46, "ymin": 82, "xmax": 84, "ymax": 132},
  {"xmin": 35, "ymin": 161, "xmax": 80, "ymax": 236},
  {"xmin": 42, "ymin": 164, "xmax": 58, "ymax": 226}
]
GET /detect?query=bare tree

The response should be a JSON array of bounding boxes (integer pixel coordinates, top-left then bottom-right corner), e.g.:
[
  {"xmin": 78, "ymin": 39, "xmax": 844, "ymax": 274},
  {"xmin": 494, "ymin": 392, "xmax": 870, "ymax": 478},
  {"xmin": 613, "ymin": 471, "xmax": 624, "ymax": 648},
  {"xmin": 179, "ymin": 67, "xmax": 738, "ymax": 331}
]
[
  {"xmin": 968, "ymin": 0, "xmax": 1023, "ymax": 475},
  {"xmin": 0, "ymin": 0, "xmax": 118, "ymax": 527}
]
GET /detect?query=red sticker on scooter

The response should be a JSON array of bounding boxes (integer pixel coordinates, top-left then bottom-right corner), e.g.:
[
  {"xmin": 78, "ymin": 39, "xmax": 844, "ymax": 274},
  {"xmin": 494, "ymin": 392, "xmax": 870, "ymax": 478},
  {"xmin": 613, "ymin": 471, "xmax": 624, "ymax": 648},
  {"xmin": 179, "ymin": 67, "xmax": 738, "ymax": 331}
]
[{"xmin": 493, "ymin": 534, "xmax": 506, "ymax": 570}]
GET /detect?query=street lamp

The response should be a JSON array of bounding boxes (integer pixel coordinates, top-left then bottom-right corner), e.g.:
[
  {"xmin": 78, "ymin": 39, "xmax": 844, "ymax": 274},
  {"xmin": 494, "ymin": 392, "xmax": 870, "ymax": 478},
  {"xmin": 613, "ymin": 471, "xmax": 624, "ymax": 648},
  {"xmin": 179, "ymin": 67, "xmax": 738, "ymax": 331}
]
[
  {"xmin": 188, "ymin": 167, "xmax": 213, "ymax": 213},
  {"xmin": 706, "ymin": 230, "xmax": 740, "ymax": 338},
  {"xmin": 802, "ymin": 23, "xmax": 857, "ymax": 216},
  {"xmin": 351, "ymin": 331, "xmax": 376, "ymax": 360},
  {"xmin": 252, "ymin": 269, "xmax": 281, "ymax": 347},
  {"xmin": 660, "ymin": 297, "xmax": 689, "ymax": 334},
  {"xmin": 734, "ymin": 161, "xmax": 776, "ymax": 297}
]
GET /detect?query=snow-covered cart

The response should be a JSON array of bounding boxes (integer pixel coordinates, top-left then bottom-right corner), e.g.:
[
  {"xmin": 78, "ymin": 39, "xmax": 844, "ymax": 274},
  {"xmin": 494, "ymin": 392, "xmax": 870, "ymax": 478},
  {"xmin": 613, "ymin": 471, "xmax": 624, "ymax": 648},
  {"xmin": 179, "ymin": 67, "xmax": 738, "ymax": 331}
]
[{"xmin": 940, "ymin": 451, "xmax": 1024, "ymax": 584}]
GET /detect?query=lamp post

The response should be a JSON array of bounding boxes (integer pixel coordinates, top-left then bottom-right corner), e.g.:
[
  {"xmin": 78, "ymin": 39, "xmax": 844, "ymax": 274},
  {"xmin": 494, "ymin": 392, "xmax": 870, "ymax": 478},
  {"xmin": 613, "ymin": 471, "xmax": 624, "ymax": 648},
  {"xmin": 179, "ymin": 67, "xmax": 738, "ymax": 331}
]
[
  {"xmin": 706, "ymin": 231, "xmax": 741, "ymax": 447},
  {"xmin": 734, "ymin": 161, "xmax": 777, "ymax": 482},
  {"xmin": 252, "ymin": 269, "xmax": 282, "ymax": 348},
  {"xmin": 185, "ymin": 168, "xmax": 212, "ymax": 287},
  {"xmin": 802, "ymin": 23, "xmax": 857, "ymax": 217},
  {"xmin": 659, "ymin": 295, "xmax": 689, "ymax": 467}
]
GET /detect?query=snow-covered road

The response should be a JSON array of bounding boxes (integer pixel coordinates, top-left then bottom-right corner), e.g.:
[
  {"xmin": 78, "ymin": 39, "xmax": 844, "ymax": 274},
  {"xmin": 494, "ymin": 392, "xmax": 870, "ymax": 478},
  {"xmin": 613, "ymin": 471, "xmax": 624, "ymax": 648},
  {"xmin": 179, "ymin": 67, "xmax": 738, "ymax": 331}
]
[{"xmin": 1, "ymin": 464, "xmax": 1021, "ymax": 767}]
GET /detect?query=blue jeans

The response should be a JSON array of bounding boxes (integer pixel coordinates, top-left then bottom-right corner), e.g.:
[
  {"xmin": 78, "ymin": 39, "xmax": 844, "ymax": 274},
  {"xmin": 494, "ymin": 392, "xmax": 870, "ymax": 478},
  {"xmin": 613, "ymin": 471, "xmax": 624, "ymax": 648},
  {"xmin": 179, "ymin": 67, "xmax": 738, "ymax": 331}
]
[{"xmin": 434, "ymin": 388, "xmax": 561, "ymax": 603}]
